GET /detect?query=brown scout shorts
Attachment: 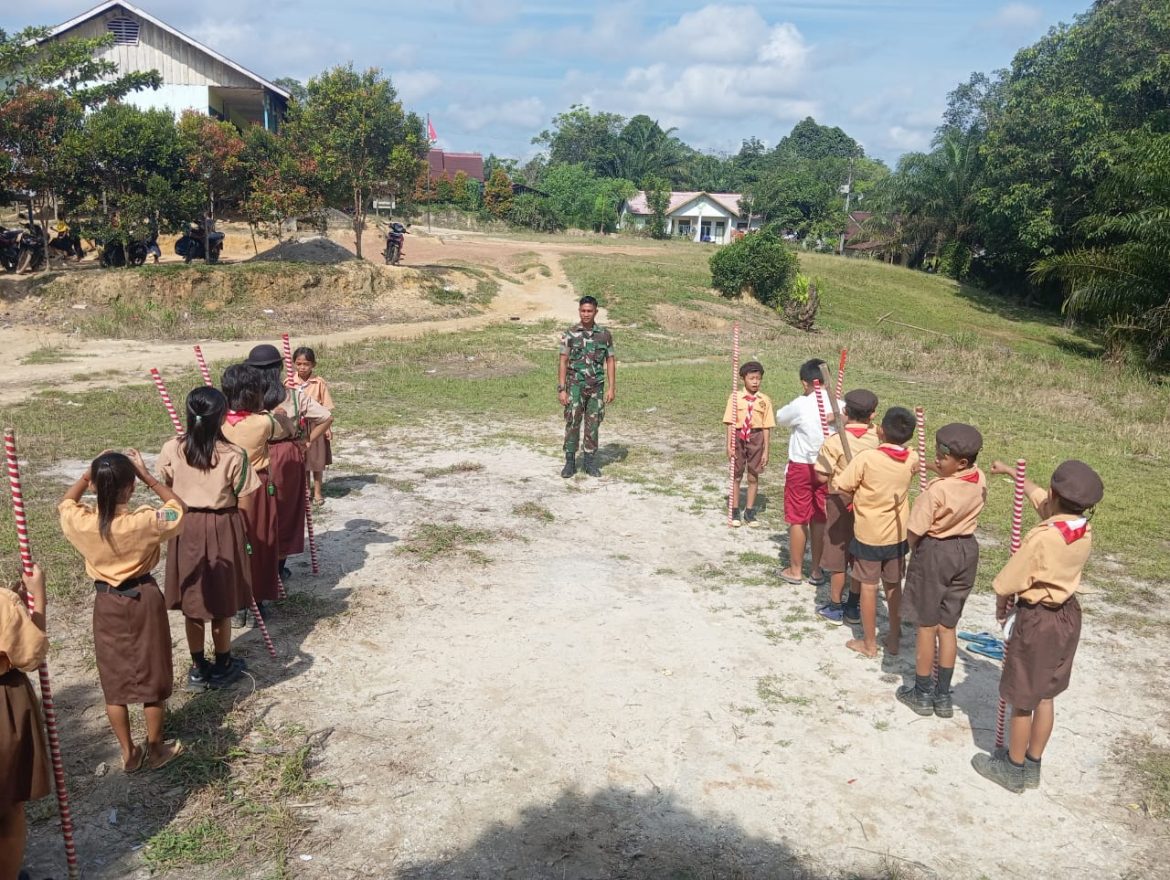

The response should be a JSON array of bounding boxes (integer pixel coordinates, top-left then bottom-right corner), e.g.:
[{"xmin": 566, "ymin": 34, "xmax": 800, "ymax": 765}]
[
  {"xmin": 1000, "ymin": 596, "xmax": 1082, "ymax": 711},
  {"xmin": 903, "ymin": 534, "xmax": 979, "ymax": 627},
  {"xmin": 733, "ymin": 429, "xmax": 766, "ymax": 480},
  {"xmin": 849, "ymin": 538, "xmax": 907, "ymax": 585},
  {"xmin": 821, "ymin": 493, "xmax": 853, "ymax": 574}
]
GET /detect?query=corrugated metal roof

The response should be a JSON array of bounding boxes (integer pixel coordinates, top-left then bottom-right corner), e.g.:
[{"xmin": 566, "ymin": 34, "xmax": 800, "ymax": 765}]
[{"xmin": 625, "ymin": 191, "xmax": 748, "ymax": 216}]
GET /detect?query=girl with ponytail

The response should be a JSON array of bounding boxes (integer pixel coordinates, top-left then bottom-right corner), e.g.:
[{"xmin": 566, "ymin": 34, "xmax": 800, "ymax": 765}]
[
  {"xmin": 157, "ymin": 385, "xmax": 261, "ymax": 691},
  {"xmin": 59, "ymin": 450, "xmax": 186, "ymax": 772}
]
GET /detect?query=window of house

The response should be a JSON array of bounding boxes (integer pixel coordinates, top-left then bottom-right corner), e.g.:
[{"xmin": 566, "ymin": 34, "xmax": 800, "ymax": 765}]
[
  {"xmin": 678, "ymin": 220, "xmax": 692, "ymax": 236},
  {"xmin": 106, "ymin": 17, "xmax": 140, "ymax": 45}
]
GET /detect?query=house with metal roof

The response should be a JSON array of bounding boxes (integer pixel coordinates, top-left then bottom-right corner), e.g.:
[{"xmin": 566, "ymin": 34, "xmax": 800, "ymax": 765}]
[
  {"xmin": 620, "ymin": 191, "xmax": 763, "ymax": 244},
  {"xmin": 43, "ymin": 1, "xmax": 289, "ymax": 131}
]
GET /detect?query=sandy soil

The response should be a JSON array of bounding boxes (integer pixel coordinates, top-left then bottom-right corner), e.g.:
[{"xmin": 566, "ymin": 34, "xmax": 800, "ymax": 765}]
[{"xmin": 13, "ymin": 232, "xmax": 1170, "ymax": 879}]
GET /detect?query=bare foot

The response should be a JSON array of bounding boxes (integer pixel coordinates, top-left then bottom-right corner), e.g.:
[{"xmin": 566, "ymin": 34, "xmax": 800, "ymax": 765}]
[
  {"xmin": 146, "ymin": 739, "xmax": 185, "ymax": 771},
  {"xmin": 846, "ymin": 638, "xmax": 878, "ymax": 658},
  {"xmin": 885, "ymin": 636, "xmax": 901, "ymax": 655},
  {"xmin": 122, "ymin": 743, "xmax": 145, "ymax": 773}
]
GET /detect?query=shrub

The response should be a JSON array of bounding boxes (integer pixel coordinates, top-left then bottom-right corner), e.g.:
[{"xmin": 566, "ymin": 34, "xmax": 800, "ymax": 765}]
[
  {"xmin": 507, "ymin": 194, "xmax": 563, "ymax": 233},
  {"xmin": 709, "ymin": 230, "xmax": 799, "ymax": 307},
  {"xmin": 783, "ymin": 273, "xmax": 821, "ymax": 331}
]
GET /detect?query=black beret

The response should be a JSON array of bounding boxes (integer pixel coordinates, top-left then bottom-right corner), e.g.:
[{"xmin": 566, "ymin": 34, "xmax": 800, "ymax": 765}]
[
  {"xmin": 245, "ymin": 344, "xmax": 283, "ymax": 367},
  {"xmin": 1051, "ymin": 460, "xmax": 1104, "ymax": 509},
  {"xmin": 843, "ymin": 389, "xmax": 878, "ymax": 414},
  {"xmin": 739, "ymin": 361, "xmax": 764, "ymax": 378},
  {"xmin": 935, "ymin": 423, "xmax": 983, "ymax": 460}
]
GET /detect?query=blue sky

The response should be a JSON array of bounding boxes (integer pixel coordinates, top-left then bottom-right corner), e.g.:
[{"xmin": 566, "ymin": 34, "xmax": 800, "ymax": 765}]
[{"xmin": 20, "ymin": 1, "xmax": 1091, "ymax": 166}]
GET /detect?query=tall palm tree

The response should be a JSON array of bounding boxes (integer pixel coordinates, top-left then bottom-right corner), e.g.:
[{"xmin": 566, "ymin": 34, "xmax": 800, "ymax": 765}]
[
  {"xmin": 615, "ymin": 115, "xmax": 684, "ymax": 186},
  {"xmin": 1031, "ymin": 135, "xmax": 1170, "ymax": 363}
]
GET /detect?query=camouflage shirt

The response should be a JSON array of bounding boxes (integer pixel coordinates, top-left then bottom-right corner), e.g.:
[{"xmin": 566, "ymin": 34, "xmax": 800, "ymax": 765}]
[{"xmin": 560, "ymin": 322, "xmax": 615, "ymax": 387}]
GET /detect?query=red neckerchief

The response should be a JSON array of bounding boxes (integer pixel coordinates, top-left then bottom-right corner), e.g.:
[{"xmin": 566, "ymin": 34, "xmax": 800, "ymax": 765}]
[
  {"xmin": 877, "ymin": 444, "xmax": 909, "ymax": 462},
  {"xmin": 845, "ymin": 426, "xmax": 869, "ymax": 438},
  {"xmin": 957, "ymin": 470, "xmax": 982, "ymax": 484},
  {"xmin": 1051, "ymin": 518, "xmax": 1088, "ymax": 544},
  {"xmin": 225, "ymin": 410, "xmax": 251, "ymax": 426},
  {"xmin": 739, "ymin": 393, "xmax": 758, "ymax": 441}
]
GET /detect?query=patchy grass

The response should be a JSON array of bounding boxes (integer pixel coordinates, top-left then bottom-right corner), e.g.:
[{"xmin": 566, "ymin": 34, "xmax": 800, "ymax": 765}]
[
  {"xmin": 1126, "ymin": 738, "xmax": 1170, "ymax": 818},
  {"xmin": 143, "ymin": 820, "xmax": 234, "ymax": 870},
  {"xmin": 756, "ymin": 675, "xmax": 811, "ymax": 709},
  {"xmin": 21, "ymin": 345, "xmax": 81, "ymax": 365},
  {"xmin": 420, "ymin": 461, "xmax": 485, "ymax": 478},
  {"xmin": 397, "ymin": 523, "xmax": 495, "ymax": 564},
  {"xmin": 512, "ymin": 501, "xmax": 555, "ymax": 523}
]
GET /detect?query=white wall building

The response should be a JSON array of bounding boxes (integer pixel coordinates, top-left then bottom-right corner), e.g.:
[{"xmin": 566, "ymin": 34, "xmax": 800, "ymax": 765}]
[
  {"xmin": 43, "ymin": 1, "xmax": 289, "ymax": 131},
  {"xmin": 621, "ymin": 191, "xmax": 762, "ymax": 244}
]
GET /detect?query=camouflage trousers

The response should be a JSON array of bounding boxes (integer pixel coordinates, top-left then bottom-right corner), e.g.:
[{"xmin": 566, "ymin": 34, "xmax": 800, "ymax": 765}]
[{"xmin": 563, "ymin": 383, "xmax": 605, "ymax": 455}]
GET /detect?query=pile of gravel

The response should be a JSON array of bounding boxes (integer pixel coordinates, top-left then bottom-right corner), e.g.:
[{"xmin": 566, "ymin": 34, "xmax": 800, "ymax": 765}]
[{"xmin": 249, "ymin": 235, "xmax": 358, "ymax": 264}]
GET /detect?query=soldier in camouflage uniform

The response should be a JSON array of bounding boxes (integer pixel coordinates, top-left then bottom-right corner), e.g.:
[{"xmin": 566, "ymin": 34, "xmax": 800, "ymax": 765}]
[{"xmin": 558, "ymin": 296, "xmax": 616, "ymax": 477}]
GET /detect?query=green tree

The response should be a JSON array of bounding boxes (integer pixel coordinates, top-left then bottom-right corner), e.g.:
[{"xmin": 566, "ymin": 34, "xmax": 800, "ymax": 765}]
[
  {"xmin": 272, "ymin": 76, "xmax": 308, "ymax": 105},
  {"xmin": 1031, "ymin": 135, "xmax": 1170, "ymax": 364},
  {"xmin": 177, "ymin": 110, "xmax": 246, "ymax": 217},
  {"xmin": 532, "ymin": 105, "xmax": 625, "ymax": 176},
  {"xmin": 241, "ymin": 125, "xmax": 323, "ymax": 245},
  {"xmin": 776, "ymin": 117, "xmax": 862, "ymax": 161},
  {"xmin": 435, "ymin": 172, "xmax": 454, "ymax": 204},
  {"xmin": 642, "ymin": 176, "xmax": 672, "ymax": 239},
  {"xmin": 709, "ymin": 229, "xmax": 799, "ymax": 308},
  {"xmin": 287, "ymin": 64, "xmax": 425, "ymax": 258},
  {"xmin": 507, "ymin": 193, "xmax": 562, "ymax": 233},
  {"xmin": 483, "ymin": 167, "xmax": 514, "ymax": 217},
  {"xmin": 616, "ymin": 115, "xmax": 685, "ymax": 185}
]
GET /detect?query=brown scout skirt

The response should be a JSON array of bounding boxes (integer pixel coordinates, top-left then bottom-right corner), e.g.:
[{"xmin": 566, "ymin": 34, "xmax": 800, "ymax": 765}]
[
  {"xmin": 242, "ymin": 468, "xmax": 281, "ymax": 602},
  {"xmin": 903, "ymin": 534, "xmax": 980, "ymax": 628},
  {"xmin": 269, "ymin": 439, "xmax": 306, "ymax": 558},
  {"xmin": 0, "ymin": 668, "xmax": 51, "ymax": 808},
  {"xmin": 1000, "ymin": 596, "xmax": 1082, "ymax": 711},
  {"xmin": 165, "ymin": 508, "xmax": 253, "ymax": 620},
  {"xmin": 305, "ymin": 420, "xmax": 332, "ymax": 473},
  {"xmin": 93, "ymin": 575, "xmax": 173, "ymax": 705},
  {"xmin": 821, "ymin": 493, "xmax": 853, "ymax": 574}
]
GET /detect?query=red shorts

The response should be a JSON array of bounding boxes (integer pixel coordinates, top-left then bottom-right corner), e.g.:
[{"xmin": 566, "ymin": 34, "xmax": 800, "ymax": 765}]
[{"xmin": 784, "ymin": 461, "xmax": 827, "ymax": 525}]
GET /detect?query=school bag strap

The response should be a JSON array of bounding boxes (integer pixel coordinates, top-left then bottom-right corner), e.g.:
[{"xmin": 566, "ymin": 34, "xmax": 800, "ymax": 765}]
[{"xmin": 233, "ymin": 451, "xmax": 252, "ymax": 497}]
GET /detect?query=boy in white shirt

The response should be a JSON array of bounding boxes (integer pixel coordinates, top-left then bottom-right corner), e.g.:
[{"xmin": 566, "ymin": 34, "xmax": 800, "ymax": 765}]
[{"xmin": 775, "ymin": 358, "xmax": 841, "ymax": 585}]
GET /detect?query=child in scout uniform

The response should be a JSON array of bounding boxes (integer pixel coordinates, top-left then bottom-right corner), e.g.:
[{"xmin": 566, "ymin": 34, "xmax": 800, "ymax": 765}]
[
  {"xmin": 722, "ymin": 361, "xmax": 775, "ymax": 527},
  {"xmin": 221, "ymin": 364, "xmax": 292, "ymax": 626},
  {"xmin": 245, "ymin": 345, "xmax": 332, "ymax": 581},
  {"xmin": 897, "ymin": 424, "xmax": 986, "ymax": 717},
  {"xmin": 158, "ymin": 386, "xmax": 260, "ymax": 691},
  {"xmin": 972, "ymin": 459, "xmax": 1103, "ymax": 794},
  {"xmin": 814, "ymin": 389, "xmax": 880, "ymax": 623},
  {"xmin": 293, "ymin": 347, "xmax": 335, "ymax": 506},
  {"xmin": 0, "ymin": 564, "xmax": 50, "ymax": 879},
  {"xmin": 558, "ymin": 295, "xmax": 616, "ymax": 478},
  {"xmin": 58, "ymin": 450, "xmax": 187, "ymax": 772},
  {"xmin": 834, "ymin": 406, "xmax": 918, "ymax": 658},
  {"xmin": 775, "ymin": 359, "xmax": 841, "ymax": 585}
]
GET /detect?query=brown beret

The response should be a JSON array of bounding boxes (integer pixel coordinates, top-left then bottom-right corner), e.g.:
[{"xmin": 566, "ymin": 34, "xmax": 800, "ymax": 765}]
[
  {"xmin": 739, "ymin": 360, "xmax": 764, "ymax": 378},
  {"xmin": 843, "ymin": 389, "xmax": 878, "ymax": 414},
  {"xmin": 935, "ymin": 423, "xmax": 983, "ymax": 460},
  {"xmin": 1051, "ymin": 460, "xmax": 1104, "ymax": 509}
]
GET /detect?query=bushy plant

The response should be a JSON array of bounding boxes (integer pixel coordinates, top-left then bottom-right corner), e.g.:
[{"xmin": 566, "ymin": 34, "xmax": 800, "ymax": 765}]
[
  {"xmin": 783, "ymin": 273, "xmax": 822, "ymax": 331},
  {"xmin": 507, "ymin": 194, "xmax": 563, "ymax": 233},
  {"xmin": 709, "ymin": 230, "xmax": 799, "ymax": 308}
]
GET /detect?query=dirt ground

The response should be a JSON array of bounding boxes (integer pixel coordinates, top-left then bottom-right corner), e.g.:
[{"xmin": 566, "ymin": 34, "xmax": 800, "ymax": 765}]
[{"xmin": 13, "ymin": 234, "xmax": 1170, "ymax": 879}]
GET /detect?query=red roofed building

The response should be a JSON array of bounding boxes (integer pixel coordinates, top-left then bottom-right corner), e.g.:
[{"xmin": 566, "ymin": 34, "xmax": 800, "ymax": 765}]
[{"xmin": 427, "ymin": 150, "xmax": 485, "ymax": 183}]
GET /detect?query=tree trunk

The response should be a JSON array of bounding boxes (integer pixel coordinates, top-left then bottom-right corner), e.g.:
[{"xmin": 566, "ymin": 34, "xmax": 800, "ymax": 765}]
[
  {"xmin": 352, "ymin": 188, "xmax": 364, "ymax": 259},
  {"xmin": 40, "ymin": 198, "xmax": 52, "ymax": 272}
]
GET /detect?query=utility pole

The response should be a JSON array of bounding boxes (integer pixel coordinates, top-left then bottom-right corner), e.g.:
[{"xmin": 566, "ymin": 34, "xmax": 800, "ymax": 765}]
[{"xmin": 837, "ymin": 153, "xmax": 855, "ymax": 255}]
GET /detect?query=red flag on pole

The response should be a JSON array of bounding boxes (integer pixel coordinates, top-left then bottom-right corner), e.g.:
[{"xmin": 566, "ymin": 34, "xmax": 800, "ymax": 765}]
[{"xmin": 427, "ymin": 115, "xmax": 437, "ymax": 142}]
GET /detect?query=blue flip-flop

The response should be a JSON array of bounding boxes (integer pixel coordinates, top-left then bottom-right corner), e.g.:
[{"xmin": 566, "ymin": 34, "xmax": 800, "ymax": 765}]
[
  {"xmin": 960, "ymin": 631, "xmax": 1000, "ymax": 645},
  {"xmin": 966, "ymin": 641, "xmax": 1005, "ymax": 661}
]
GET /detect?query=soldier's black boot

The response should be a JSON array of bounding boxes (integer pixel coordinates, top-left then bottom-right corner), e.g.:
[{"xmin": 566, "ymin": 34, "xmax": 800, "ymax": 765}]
[
  {"xmin": 583, "ymin": 453, "xmax": 601, "ymax": 477},
  {"xmin": 561, "ymin": 452, "xmax": 577, "ymax": 478}
]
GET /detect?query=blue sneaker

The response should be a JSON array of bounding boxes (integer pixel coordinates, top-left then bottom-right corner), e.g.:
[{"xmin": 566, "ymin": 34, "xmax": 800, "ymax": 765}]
[{"xmin": 817, "ymin": 603, "xmax": 844, "ymax": 625}]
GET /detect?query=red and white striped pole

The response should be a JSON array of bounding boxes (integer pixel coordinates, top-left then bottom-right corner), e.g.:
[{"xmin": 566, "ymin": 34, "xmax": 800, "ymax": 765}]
[
  {"xmin": 915, "ymin": 407, "xmax": 928, "ymax": 493},
  {"xmin": 194, "ymin": 345, "xmax": 213, "ymax": 387},
  {"xmin": 281, "ymin": 334, "xmax": 319, "ymax": 575},
  {"xmin": 154, "ymin": 399, "xmax": 277, "ymax": 658},
  {"xmin": 835, "ymin": 348, "xmax": 848, "ymax": 401},
  {"xmin": 4, "ymin": 430, "xmax": 81, "ymax": 880},
  {"xmin": 726, "ymin": 323, "xmax": 740, "ymax": 527},
  {"xmin": 812, "ymin": 379, "xmax": 830, "ymax": 438},
  {"xmin": 995, "ymin": 458, "xmax": 1027, "ymax": 752},
  {"xmin": 150, "ymin": 369, "xmax": 184, "ymax": 435}
]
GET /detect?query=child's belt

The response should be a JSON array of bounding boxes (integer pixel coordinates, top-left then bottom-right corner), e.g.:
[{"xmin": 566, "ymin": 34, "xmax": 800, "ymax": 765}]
[{"xmin": 93, "ymin": 573, "xmax": 154, "ymax": 598}]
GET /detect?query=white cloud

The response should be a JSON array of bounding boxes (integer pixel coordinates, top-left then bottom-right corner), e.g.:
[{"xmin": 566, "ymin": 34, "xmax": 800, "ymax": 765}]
[
  {"xmin": 883, "ymin": 125, "xmax": 931, "ymax": 153},
  {"xmin": 983, "ymin": 3, "xmax": 1043, "ymax": 32},
  {"xmin": 445, "ymin": 96, "xmax": 546, "ymax": 132},
  {"xmin": 394, "ymin": 71, "xmax": 442, "ymax": 104},
  {"xmin": 646, "ymin": 5, "xmax": 771, "ymax": 62}
]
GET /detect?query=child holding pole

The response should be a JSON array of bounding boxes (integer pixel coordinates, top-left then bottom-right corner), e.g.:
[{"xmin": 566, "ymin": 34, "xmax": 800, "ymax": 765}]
[
  {"xmin": 775, "ymin": 359, "xmax": 840, "ymax": 584},
  {"xmin": 58, "ymin": 451, "xmax": 187, "ymax": 772},
  {"xmin": 834, "ymin": 407, "xmax": 919, "ymax": 657},
  {"xmin": 0, "ymin": 565, "xmax": 50, "ymax": 879},
  {"xmin": 158, "ymin": 386, "xmax": 260, "ymax": 691},
  {"xmin": 972, "ymin": 459, "xmax": 1103, "ymax": 793},
  {"xmin": 722, "ymin": 361, "xmax": 774, "ymax": 527},
  {"xmin": 896, "ymin": 424, "xmax": 986, "ymax": 717},
  {"xmin": 293, "ymin": 347, "xmax": 335, "ymax": 506},
  {"xmin": 814, "ymin": 389, "xmax": 880, "ymax": 623}
]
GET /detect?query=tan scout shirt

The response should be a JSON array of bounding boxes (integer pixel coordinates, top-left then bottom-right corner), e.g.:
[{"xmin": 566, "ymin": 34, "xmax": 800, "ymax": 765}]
[
  {"xmin": 0, "ymin": 588, "xmax": 48, "ymax": 675},
  {"xmin": 722, "ymin": 390, "xmax": 776, "ymax": 430},
  {"xmin": 58, "ymin": 499, "xmax": 185, "ymax": 586},
  {"xmin": 815, "ymin": 425, "xmax": 880, "ymax": 491},
  {"xmin": 908, "ymin": 467, "xmax": 987, "ymax": 538},
  {"xmin": 157, "ymin": 438, "xmax": 261, "ymax": 509},
  {"xmin": 298, "ymin": 376, "xmax": 334, "ymax": 410},
  {"xmin": 221, "ymin": 412, "xmax": 290, "ymax": 471},
  {"xmin": 835, "ymin": 445, "xmax": 919, "ymax": 546},
  {"xmin": 993, "ymin": 486, "xmax": 1093, "ymax": 606}
]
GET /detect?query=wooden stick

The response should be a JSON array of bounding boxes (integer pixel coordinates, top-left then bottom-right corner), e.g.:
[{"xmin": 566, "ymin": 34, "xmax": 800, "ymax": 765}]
[{"xmin": 726, "ymin": 323, "xmax": 740, "ymax": 527}]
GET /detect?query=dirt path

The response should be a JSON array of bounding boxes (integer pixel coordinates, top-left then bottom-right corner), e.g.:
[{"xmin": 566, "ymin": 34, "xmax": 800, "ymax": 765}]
[{"xmin": 0, "ymin": 229, "xmax": 606, "ymax": 406}]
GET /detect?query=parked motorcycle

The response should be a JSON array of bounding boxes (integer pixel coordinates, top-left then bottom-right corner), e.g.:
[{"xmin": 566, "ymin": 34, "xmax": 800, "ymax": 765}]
[
  {"xmin": 14, "ymin": 222, "xmax": 45, "ymax": 274},
  {"xmin": 382, "ymin": 221, "xmax": 408, "ymax": 266},
  {"xmin": 99, "ymin": 236, "xmax": 153, "ymax": 268},
  {"xmin": 0, "ymin": 226, "xmax": 21, "ymax": 272},
  {"xmin": 175, "ymin": 225, "xmax": 225, "ymax": 263}
]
